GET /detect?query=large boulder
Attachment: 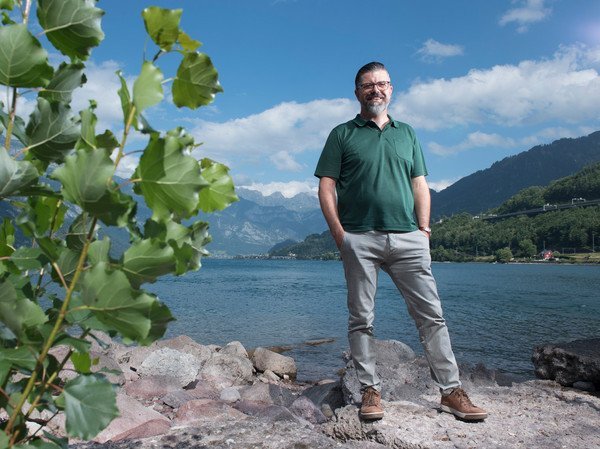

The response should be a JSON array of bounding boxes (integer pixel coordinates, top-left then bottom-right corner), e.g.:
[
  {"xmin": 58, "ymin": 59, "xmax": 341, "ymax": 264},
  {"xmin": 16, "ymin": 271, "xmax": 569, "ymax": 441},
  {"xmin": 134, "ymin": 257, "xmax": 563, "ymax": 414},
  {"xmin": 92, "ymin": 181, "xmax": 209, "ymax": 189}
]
[
  {"xmin": 532, "ymin": 338, "xmax": 600, "ymax": 389},
  {"xmin": 138, "ymin": 347, "xmax": 200, "ymax": 388},
  {"xmin": 199, "ymin": 353, "xmax": 254, "ymax": 388},
  {"xmin": 252, "ymin": 347, "xmax": 297, "ymax": 378}
]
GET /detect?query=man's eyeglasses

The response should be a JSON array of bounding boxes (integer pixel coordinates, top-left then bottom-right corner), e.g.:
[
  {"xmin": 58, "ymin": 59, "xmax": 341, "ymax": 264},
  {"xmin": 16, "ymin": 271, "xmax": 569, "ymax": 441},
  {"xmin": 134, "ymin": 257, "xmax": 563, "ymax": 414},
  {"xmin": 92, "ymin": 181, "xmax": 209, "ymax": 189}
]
[{"xmin": 358, "ymin": 81, "xmax": 391, "ymax": 91}]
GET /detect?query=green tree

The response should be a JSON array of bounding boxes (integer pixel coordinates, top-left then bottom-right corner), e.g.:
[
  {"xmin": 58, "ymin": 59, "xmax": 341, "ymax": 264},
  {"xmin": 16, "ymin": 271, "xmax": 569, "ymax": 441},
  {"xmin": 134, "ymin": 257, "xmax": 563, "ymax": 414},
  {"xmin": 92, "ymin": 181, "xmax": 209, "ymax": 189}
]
[
  {"xmin": 495, "ymin": 247, "xmax": 513, "ymax": 263},
  {"xmin": 0, "ymin": 2, "xmax": 236, "ymax": 447}
]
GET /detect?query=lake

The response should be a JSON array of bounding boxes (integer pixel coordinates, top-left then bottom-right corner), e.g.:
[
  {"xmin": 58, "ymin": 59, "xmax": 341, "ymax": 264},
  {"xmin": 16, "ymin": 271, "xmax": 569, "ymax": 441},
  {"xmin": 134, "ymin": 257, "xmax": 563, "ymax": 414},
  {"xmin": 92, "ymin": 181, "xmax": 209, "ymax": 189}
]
[{"xmin": 148, "ymin": 259, "xmax": 600, "ymax": 382}]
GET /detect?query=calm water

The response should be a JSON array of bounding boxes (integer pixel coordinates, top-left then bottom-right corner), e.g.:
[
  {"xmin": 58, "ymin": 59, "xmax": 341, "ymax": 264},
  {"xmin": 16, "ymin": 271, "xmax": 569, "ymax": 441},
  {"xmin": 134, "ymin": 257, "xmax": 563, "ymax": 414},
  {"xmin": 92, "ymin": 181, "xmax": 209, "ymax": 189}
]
[{"xmin": 148, "ymin": 260, "xmax": 600, "ymax": 382}]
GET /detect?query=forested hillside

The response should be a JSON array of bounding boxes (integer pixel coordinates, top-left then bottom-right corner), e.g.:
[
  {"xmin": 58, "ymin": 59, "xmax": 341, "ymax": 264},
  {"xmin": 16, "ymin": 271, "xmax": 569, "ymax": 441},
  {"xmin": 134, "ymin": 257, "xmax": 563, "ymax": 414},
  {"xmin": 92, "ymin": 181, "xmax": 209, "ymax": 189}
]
[
  {"xmin": 431, "ymin": 131, "xmax": 600, "ymax": 219},
  {"xmin": 271, "ymin": 162, "xmax": 600, "ymax": 262}
]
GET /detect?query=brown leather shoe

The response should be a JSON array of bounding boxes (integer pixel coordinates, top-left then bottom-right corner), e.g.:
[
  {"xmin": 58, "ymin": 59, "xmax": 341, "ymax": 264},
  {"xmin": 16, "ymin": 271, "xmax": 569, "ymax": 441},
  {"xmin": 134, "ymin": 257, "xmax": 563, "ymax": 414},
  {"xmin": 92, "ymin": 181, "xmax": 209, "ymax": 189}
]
[
  {"xmin": 440, "ymin": 388, "xmax": 487, "ymax": 421},
  {"xmin": 360, "ymin": 387, "xmax": 384, "ymax": 420}
]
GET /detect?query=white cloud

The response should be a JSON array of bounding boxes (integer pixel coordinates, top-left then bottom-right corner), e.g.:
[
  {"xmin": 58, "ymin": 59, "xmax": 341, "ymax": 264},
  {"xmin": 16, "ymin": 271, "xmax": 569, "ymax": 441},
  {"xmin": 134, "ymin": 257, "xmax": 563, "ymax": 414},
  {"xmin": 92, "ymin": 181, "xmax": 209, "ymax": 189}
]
[
  {"xmin": 71, "ymin": 60, "xmax": 127, "ymax": 134},
  {"xmin": 429, "ymin": 132, "xmax": 516, "ymax": 156},
  {"xmin": 500, "ymin": 0, "xmax": 552, "ymax": 33},
  {"xmin": 392, "ymin": 44, "xmax": 600, "ymax": 131},
  {"xmin": 428, "ymin": 179, "xmax": 457, "ymax": 192},
  {"xmin": 241, "ymin": 181, "xmax": 318, "ymax": 198},
  {"xmin": 417, "ymin": 39, "xmax": 464, "ymax": 62},
  {"xmin": 270, "ymin": 150, "xmax": 303, "ymax": 172},
  {"xmin": 428, "ymin": 125, "xmax": 595, "ymax": 157},
  {"xmin": 188, "ymin": 98, "xmax": 354, "ymax": 168}
]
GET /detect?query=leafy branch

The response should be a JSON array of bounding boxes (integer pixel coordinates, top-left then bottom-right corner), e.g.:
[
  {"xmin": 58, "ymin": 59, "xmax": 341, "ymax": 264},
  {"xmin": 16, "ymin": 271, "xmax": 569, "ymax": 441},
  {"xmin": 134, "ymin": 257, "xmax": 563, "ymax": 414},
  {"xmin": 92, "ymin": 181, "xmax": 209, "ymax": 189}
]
[{"xmin": 0, "ymin": 2, "xmax": 237, "ymax": 447}]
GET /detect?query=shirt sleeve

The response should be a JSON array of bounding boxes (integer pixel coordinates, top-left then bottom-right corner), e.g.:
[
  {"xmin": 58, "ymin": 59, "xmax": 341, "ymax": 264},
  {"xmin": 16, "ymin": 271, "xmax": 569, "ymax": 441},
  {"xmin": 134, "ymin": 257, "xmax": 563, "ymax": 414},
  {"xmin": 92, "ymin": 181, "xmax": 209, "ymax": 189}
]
[
  {"xmin": 410, "ymin": 127, "xmax": 428, "ymax": 178},
  {"xmin": 314, "ymin": 128, "xmax": 343, "ymax": 180}
]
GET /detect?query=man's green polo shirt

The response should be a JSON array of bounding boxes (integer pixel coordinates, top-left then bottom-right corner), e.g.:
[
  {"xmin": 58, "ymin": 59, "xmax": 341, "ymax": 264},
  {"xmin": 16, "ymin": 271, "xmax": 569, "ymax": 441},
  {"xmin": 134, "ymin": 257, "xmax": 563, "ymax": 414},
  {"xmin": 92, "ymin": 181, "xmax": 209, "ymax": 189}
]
[{"xmin": 314, "ymin": 115, "xmax": 427, "ymax": 232}]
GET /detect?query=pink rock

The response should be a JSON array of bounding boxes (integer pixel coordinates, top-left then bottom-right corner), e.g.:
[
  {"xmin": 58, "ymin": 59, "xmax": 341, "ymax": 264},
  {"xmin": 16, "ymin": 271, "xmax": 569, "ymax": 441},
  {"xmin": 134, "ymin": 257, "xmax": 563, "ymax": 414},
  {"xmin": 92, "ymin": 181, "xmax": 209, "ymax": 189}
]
[
  {"xmin": 174, "ymin": 399, "xmax": 246, "ymax": 425},
  {"xmin": 93, "ymin": 393, "xmax": 171, "ymax": 443},
  {"xmin": 124, "ymin": 375, "xmax": 181, "ymax": 400}
]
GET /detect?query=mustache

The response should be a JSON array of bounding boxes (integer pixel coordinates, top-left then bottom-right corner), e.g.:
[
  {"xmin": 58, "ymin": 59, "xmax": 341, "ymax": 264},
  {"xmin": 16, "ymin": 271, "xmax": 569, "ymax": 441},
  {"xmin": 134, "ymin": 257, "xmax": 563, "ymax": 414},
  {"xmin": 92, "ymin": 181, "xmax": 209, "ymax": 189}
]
[{"xmin": 367, "ymin": 93, "xmax": 385, "ymax": 100}]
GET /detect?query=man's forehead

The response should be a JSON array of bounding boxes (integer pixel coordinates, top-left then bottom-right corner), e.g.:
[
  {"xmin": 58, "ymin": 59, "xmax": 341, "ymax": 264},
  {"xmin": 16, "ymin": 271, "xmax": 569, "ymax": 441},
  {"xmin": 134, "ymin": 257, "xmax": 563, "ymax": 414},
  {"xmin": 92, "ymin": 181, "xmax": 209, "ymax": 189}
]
[{"xmin": 360, "ymin": 69, "xmax": 390, "ymax": 81}]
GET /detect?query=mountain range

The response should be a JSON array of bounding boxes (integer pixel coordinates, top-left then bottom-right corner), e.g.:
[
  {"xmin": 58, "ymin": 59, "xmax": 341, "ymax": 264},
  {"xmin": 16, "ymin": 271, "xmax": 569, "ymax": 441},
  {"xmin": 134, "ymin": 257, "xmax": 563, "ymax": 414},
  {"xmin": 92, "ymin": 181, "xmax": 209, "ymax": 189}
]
[{"xmin": 2, "ymin": 130, "xmax": 600, "ymax": 257}]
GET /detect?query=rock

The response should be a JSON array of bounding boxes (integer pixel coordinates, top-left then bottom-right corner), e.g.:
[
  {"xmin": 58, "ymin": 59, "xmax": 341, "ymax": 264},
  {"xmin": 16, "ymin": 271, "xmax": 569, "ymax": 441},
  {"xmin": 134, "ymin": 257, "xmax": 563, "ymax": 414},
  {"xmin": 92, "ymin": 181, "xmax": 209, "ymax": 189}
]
[
  {"xmin": 573, "ymin": 381, "xmax": 596, "ymax": 392},
  {"xmin": 199, "ymin": 353, "xmax": 254, "ymax": 388},
  {"xmin": 342, "ymin": 340, "xmax": 436, "ymax": 405},
  {"xmin": 238, "ymin": 382, "xmax": 297, "ymax": 407},
  {"xmin": 233, "ymin": 401, "xmax": 303, "ymax": 423},
  {"xmin": 289, "ymin": 396, "xmax": 328, "ymax": 424},
  {"xmin": 301, "ymin": 380, "xmax": 344, "ymax": 417},
  {"xmin": 173, "ymin": 399, "xmax": 247, "ymax": 425},
  {"xmin": 161, "ymin": 390, "xmax": 195, "ymax": 408},
  {"xmin": 532, "ymin": 338, "xmax": 600, "ymax": 388},
  {"xmin": 252, "ymin": 347, "xmax": 297, "ymax": 378},
  {"xmin": 75, "ymin": 417, "xmax": 384, "ymax": 449},
  {"xmin": 220, "ymin": 340, "xmax": 249, "ymax": 358},
  {"xmin": 261, "ymin": 369, "xmax": 281, "ymax": 382},
  {"xmin": 93, "ymin": 393, "xmax": 171, "ymax": 443},
  {"xmin": 220, "ymin": 387, "xmax": 242, "ymax": 403},
  {"xmin": 124, "ymin": 375, "xmax": 180, "ymax": 401},
  {"xmin": 138, "ymin": 347, "xmax": 200, "ymax": 388},
  {"xmin": 155, "ymin": 335, "xmax": 213, "ymax": 366},
  {"xmin": 323, "ymin": 380, "xmax": 600, "ymax": 449}
]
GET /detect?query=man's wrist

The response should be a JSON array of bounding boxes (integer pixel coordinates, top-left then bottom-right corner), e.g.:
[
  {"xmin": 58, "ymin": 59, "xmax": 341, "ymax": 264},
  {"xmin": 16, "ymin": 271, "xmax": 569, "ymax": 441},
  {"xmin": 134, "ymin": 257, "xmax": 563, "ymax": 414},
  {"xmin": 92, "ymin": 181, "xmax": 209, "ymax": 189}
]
[{"xmin": 419, "ymin": 226, "xmax": 431, "ymax": 236}]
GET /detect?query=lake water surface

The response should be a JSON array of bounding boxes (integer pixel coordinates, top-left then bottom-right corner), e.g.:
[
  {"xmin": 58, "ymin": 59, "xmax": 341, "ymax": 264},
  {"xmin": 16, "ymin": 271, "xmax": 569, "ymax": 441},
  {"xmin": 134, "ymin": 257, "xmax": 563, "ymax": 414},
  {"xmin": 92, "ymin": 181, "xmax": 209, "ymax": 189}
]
[{"xmin": 149, "ymin": 259, "xmax": 600, "ymax": 382}]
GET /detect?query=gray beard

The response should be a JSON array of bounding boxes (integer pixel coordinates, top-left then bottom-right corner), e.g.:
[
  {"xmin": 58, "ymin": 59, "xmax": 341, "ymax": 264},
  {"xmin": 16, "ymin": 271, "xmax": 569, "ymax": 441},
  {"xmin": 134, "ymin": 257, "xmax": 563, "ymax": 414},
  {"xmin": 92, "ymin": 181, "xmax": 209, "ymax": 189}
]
[{"xmin": 366, "ymin": 101, "xmax": 388, "ymax": 115}]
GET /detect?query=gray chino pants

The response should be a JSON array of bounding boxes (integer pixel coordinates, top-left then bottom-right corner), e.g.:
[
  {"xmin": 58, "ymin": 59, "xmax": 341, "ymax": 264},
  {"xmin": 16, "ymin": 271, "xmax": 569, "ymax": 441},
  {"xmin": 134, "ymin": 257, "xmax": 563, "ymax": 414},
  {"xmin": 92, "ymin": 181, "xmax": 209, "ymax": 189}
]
[{"xmin": 340, "ymin": 230, "xmax": 461, "ymax": 393}]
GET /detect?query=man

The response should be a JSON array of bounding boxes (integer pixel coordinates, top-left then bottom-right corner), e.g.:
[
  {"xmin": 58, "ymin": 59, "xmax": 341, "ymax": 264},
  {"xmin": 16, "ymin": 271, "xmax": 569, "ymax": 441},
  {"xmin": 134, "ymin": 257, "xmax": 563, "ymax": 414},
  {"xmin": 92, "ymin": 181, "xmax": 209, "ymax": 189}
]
[{"xmin": 314, "ymin": 62, "xmax": 487, "ymax": 421}]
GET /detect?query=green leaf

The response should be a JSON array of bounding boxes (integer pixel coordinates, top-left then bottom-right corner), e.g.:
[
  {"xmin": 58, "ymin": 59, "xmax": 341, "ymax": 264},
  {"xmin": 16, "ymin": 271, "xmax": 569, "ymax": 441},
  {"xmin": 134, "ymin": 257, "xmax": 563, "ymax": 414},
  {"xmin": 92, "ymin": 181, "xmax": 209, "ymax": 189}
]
[
  {"xmin": 71, "ymin": 352, "xmax": 91, "ymax": 373},
  {"xmin": 61, "ymin": 374, "xmax": 118, "ymax": 439},
  {"xmin": 142, "ymin": 7, "xmax": 181, "ymax": 51},
  {"xmin": 88, "ymin": 237, "xmax": 110, "ymax": 265},
  {"xmin": 80, "ymin": 263, "xmax": 173, "ymax": 341},
  {"xmin": 17, "ymin": 195, "xmax": 66, "ymax": 238},
  {"xmin": 172, "ymin": 52, "xmax": 223, "ymax": 109},
  {"xmin": 0, "ymin": 23, "xmax": 53, "ymax": 87},
  {"xmin": 0, "ymin": 0, "xmax": 14, "ymax": 11},
  {"xmin": 10, "ymin": 247, "xmax": 50, "ymax": 270},
  {"xmin": 37, "ymin": 0, "xmax": 105, "ymax": 61},
  {"xmin": 26, "ymin": 97, "xmax": 79, "ymax": 163},
  {"xmin": 116, "ymin": 70, "xmax": 138, "ymax": 129},
  {"xmin": 143, "ymin": 219, "xmax": 211, "ymax": 274},
  {"xmin": 65, "ymin": 213, "xmax": 90, "ymax": 252},
  {"xmin": 95, "ymin": 129, "xmax": 119, "ymax": 151},
  {"xmin": 198, "ymin": 158, "xmax": 238, "ymax": 212},
  {"xmin": 52, "ymin": 148, "xmax": 136, "ymax": 226},
  {"xmin": 0, "ymin": 146, "xmax": 38, "ymax": 198},
  {"xmin": 75, "ymin": 102, "xmax": 97, "ymax": 150},
  {"xmin": 135, "ymin": 130, "xmax": 208, "ymax": 219},
  {"xmin": 122, "ymin": 238, "xmax": 176, "ymax": 288},
  {"xmin": 133, "ymin": 62, "xmax": 164, "ymax": 113},
  {"xmin": 0, "ymin": 278, "xmax": 48, "ymax": 338},
  {"xmin": 52, "ymin": 247, "xmax": 79, "ymax": 286},
  {"xmin": 140, "ymin": 299, "xmax": 173, "ymax": 346},
  {"xmin": 0, "ymin": 347, "xmax": 37, "ymax": 372},
  {"xmin": 177, "ymin": 31, "xmax": 201, "ymax": 52},
  {"xmin": 39, "ymin": 61, "xmax": 86, "ymax": 103},
  {"xmin": 0, "ymin": 217, "xmax": 15, "ymax": 246}
]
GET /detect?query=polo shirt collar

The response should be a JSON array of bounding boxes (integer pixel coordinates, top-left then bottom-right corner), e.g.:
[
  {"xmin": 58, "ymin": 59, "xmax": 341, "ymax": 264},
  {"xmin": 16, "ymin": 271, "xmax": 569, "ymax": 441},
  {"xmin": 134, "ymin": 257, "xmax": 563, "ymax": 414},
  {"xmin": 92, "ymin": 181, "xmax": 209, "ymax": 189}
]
[{"xmin": 352, "ymin": 114, "xmax": 400, "ymax": 128}]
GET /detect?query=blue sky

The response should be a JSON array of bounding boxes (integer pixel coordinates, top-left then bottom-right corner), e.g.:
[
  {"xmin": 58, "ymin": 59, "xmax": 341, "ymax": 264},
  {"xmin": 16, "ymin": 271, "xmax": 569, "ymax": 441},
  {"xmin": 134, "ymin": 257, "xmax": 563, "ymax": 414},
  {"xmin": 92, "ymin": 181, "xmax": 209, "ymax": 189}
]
[{"xmin": 21, "ymin": 0, "xmax": 600, "ymax": 196}]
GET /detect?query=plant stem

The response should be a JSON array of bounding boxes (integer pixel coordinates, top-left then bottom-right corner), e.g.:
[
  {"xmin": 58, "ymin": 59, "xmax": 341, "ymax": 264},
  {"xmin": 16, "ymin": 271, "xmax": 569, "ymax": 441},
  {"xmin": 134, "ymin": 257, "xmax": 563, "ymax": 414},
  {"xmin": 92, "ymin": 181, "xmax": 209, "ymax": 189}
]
[
  {"xmin": 113, "ymin": 105, "xmax": 137, "ymax": 170},
  {"xmin": 4, "ymin": 217, "xmax": 98, "ymax": 435}
]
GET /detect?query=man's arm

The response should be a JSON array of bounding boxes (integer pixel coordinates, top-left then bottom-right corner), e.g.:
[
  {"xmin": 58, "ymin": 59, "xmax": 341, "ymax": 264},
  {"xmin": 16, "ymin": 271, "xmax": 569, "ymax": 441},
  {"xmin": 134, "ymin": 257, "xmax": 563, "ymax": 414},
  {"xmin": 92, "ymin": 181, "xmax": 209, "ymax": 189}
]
[
  {"xmin": 318, "ymin": 176, "xmax": 345, "ymax": 249},
  {"xmin": 412, "ymin": 175, "xmax": 431, "ymax": 237}
]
